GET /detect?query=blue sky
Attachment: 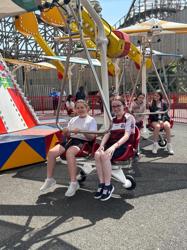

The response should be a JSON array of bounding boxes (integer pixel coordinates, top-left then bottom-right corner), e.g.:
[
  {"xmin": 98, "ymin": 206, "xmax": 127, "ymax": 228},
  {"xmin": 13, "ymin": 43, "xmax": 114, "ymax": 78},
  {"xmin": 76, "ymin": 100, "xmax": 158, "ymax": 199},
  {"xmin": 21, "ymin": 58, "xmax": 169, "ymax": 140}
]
[{"xmin": 99, "ymin": 0, "xmax": 132, "ymax": 25}]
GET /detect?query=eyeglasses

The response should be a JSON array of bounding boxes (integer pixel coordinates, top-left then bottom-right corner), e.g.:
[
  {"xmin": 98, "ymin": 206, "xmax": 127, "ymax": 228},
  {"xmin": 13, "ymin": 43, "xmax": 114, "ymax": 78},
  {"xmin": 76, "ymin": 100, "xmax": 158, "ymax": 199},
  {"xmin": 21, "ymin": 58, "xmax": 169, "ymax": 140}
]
[{"xmin": 111, "ymin": 104, "xmax": 122, "ymax": 108}]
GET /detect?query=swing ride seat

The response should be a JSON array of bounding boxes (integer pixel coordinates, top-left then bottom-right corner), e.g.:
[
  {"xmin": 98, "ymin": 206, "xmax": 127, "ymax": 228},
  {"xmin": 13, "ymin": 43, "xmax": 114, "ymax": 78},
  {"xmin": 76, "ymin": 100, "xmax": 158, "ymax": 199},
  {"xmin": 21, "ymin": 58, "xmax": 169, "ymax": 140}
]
[
  {"xmin": 111, "ymin": 126, "xmax": 140, "ymax": 163},
  {"xmin": 59, "ymin": 127, "xmax": 140, "ymax": 191},
  {"xmin": 146, "ymin": 118, "xmax": 174, "ymax": 147},
  {"xmin": 60, "ymin": 137, "xmax": 97, "ymax": 159},
  {"xmin": 76, "ymin": 127, "xmax": 140, "ymax": 191},
  {"xmin": 146, "ymin": 117, "xmax": 173, "ymax": 130},
  {"xmin": 59, "ymin": 137, "xmax": 99, "ymax": 184},
  {"xmin": 108, "ymin": 126, "xmax": 140, "ymax": 190}
]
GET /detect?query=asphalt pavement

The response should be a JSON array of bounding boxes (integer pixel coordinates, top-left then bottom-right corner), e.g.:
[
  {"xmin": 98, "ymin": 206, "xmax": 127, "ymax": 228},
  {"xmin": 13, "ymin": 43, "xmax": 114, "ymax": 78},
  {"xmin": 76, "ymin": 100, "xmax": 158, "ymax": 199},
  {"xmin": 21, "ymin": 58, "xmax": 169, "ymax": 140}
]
[{"xmin": 0, "ymin": 121, "xmax": 187, "ymax": 250}]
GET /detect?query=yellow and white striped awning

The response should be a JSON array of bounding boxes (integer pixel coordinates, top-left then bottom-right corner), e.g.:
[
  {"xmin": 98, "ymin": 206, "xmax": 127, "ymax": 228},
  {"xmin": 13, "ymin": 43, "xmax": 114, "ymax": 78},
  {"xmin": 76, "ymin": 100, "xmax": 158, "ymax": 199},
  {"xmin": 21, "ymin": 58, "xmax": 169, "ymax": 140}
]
[{"xmin": 119, "ymin": 18, "xmax": 187, "ymax": 36}]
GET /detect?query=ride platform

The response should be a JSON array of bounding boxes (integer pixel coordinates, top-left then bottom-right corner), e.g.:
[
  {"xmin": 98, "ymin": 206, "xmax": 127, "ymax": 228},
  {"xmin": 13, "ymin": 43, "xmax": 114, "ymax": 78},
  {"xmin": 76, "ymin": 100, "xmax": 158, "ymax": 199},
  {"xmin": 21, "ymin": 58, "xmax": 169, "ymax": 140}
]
[{"xmin": 0, "ymin": 125, "xmax": 62, "ymax": 172}]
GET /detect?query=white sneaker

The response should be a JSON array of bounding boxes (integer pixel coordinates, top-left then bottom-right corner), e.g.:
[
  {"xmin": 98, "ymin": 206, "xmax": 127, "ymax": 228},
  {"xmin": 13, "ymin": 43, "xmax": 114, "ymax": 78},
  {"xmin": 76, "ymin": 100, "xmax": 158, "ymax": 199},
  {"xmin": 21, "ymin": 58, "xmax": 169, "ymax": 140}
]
[
  {"xmin": 40, "ymin": 178, "xmax": 56, "ymax": 192},
  {"xmin": 167, "ymin": 143, "xmax": 174, "ymax": 155},
  {"xmin": 65, "ymin": 182, "xmax": 80, "ymax": 197},
  {"xmin": 152, "ymin": 142, "xmax": 158, "ymax": 154}
]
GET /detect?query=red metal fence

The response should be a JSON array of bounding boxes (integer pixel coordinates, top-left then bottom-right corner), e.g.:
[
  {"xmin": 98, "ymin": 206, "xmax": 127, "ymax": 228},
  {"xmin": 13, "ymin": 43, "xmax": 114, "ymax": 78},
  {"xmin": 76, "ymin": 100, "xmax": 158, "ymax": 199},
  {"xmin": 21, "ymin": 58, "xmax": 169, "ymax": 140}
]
[
  {"xmin": 170, "ymin": 94, "xmax": 187, "ymax": 123},
  {"xmin": 28, "ymin": 94, "xmax": 187, "ymax": 123}
]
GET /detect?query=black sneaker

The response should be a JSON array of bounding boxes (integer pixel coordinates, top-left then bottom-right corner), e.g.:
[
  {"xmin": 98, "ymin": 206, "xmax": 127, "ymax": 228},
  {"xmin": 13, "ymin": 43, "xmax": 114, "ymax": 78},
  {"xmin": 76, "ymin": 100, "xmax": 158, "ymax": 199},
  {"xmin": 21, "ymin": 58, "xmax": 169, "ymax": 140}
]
[
  {"xmin": 133, "ymin": 152, "xmax": 140, "ymax": 162},
  {"xmin": 100, "ymin": 184, "xmax": 114, "ymax": 201},
  {"xmin": 94, "ymin": 183, "xmax": 104, "ymax": 199}
]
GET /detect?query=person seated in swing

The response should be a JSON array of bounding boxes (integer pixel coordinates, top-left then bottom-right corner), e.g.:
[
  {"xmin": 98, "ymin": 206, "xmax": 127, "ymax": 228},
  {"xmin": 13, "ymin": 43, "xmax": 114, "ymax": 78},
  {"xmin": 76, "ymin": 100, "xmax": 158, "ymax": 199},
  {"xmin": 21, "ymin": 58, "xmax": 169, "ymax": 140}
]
[
  {"xmin": 40, "ymin": 99, "xmax": 97, "ymax": 197},
  {"xmin": 65, "ymin": 94, "xmax": 75, "ymax": 116},
  {"xmin": 94, "ymin": 96, "xmax": 136, "ymax": 201},
  {"xmin": 148, "ymin": 90, "xmax": 174, "ymax": 155},
  {"xmin": 129, "ymin": 92, "xmax": 146, "ymax": 160},
  {"xmin": 130, "ymin": 92, "xmax": 146, "ymax": 129}
]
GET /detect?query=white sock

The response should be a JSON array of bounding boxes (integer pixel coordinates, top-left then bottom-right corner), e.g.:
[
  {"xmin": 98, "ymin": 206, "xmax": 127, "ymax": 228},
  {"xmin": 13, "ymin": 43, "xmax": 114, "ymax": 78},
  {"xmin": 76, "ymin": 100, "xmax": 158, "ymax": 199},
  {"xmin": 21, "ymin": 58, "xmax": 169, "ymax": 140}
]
[
  {"xmin": 105, "ymin": 183, "xmax": 111, "ymax": 186},
  {"xmin": 71, "ymin": 181, "xmax": 77, "ymax": 185}
]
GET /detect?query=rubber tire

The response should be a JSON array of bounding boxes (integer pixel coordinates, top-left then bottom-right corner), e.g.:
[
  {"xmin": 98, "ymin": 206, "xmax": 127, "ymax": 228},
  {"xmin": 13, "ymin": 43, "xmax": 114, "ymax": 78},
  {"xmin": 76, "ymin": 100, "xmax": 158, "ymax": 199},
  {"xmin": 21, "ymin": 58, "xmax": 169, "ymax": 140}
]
[
  {"xmin": 125, "ymin": 175, "xmax": 136, "ymax": 190},
  {"xmin": 158, "ymin": 138, "xmax": 167, "ymax": 147},
  {"xmin": 77, "ymin": 170, "xmax": 87, "ymax": 183}
]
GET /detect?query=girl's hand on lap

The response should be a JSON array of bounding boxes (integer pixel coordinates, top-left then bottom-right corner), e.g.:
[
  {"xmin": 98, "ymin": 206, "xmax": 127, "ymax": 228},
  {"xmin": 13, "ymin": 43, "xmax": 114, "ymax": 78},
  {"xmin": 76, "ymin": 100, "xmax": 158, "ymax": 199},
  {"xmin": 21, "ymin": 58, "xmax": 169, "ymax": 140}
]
[
  {"xmin": 63, "ymin": 128, "xmax": 69, "ymax": 135},
  {"xmin": 106, "ymin": 145, "xmax": 116, "ymax": 156},
  {"xmin": 97, "ymin": 146, "xmax": 104, "ymax": 151},
  {"xmin": 73, "ymin": 128, "xmax": 79, "ymax": 134}
]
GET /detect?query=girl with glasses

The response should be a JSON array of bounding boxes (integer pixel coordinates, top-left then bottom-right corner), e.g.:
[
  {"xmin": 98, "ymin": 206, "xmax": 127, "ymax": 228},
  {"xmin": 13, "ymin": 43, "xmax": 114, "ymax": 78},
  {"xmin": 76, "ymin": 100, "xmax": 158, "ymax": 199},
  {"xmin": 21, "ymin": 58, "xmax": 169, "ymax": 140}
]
[{"xmin": 94, "ymin": 96, "xmax": 135, "ymax": 201}]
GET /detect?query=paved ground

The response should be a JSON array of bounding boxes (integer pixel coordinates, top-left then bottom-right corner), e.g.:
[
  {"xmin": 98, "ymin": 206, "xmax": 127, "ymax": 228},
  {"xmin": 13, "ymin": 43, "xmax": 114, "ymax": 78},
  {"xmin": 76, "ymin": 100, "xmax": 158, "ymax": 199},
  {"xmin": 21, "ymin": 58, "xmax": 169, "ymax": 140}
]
[{"xmin": 0, "ymin": 121, "xmax": 187, "ymax": 250}]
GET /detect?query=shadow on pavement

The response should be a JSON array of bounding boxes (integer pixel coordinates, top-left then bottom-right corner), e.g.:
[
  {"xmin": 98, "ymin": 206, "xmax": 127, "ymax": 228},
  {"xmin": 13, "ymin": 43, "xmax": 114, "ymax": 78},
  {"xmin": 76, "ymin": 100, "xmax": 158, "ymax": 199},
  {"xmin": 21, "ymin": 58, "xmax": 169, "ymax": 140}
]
[
  {"xmin": 129, "ymin": 161, "xmax": 187, "ymax": 199},
  {"xmin": 139, "ymin": 147, "xmax": 171, "ymax": 159},
  {"xmin": 0, "ymin": 188, "xmax": 134, "ymax": 220},
  {"xmin": 0, "ymin": 189, "xmax": 133, "ymax": 249},
  {"xmin": 0, "ymin": 124, "xmax": 186, "ymax": 249},
  {"xmin": 2, "ymin": 160, "xmax": 186, "ymax": 249},
  {"xmin": 12, "ymin": 159, "xmax": 187, "ymax": 200},
  {"xmin": 0, "ymin": 218, "xmax": 80, "ymax": 250}
]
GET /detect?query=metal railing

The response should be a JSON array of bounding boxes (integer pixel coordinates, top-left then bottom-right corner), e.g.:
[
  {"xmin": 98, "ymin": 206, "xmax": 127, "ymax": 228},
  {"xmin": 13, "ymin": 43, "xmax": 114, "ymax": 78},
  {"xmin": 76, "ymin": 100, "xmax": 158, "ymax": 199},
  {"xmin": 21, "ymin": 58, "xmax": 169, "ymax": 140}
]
[{"xmin": 28, "ymin": 94, "xmax": 187, "ymax": 123}]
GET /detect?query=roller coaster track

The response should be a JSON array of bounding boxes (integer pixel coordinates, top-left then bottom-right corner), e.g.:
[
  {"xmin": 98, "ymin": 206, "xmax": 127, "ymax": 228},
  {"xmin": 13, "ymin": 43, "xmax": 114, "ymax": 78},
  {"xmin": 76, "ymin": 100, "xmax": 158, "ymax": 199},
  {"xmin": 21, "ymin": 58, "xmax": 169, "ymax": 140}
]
[
  {"xmin": 114, "ymin": 0, "xmax": 187, "ymax": 29},
  {"xmin": 0, "ymin": 16, "xmax": 66, "ymax": 62}
]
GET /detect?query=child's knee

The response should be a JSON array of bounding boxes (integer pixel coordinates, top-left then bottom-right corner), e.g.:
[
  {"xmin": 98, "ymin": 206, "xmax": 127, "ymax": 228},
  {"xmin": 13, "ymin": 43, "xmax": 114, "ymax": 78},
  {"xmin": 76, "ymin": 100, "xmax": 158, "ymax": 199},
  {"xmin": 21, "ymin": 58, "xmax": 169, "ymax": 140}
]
[
  {"xmin": 154, "ymin": 124, "xmax": 161, "ymax": 131},
  {"xmin": 100, "ymin": 152, "xmax": 109, "ymax": 161},
  {"xmin": 48, "ymin": 149, "xmax": 57, "ymax": 159},
  {"xmin": 95, "ymin": 151, "xmax": 101, "ymax": 160},
  {"xmin": 66, "ymin": 148, "xmax": 77, "ymax": 158},
  {"xmin": 164, "ymin": 124, "xmax": 170, "ymax": 131}
]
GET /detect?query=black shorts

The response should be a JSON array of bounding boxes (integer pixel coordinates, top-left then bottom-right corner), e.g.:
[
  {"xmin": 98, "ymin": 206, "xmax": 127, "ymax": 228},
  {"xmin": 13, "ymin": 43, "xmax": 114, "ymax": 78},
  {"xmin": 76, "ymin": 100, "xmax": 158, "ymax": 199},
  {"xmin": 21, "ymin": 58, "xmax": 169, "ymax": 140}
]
[
  {"xmin": 105, "ymin": 143, "xmax": 127, "ymax": 161},
  {"xmin": 136, "ymin": 121, "xmax": 143, "ymax": 129},
  {"xmin": 61, "ymin": 138, "xmax": 88, "ymax": 150}
]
